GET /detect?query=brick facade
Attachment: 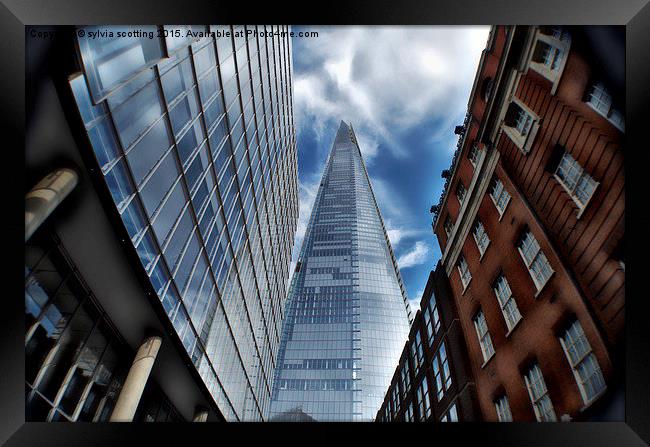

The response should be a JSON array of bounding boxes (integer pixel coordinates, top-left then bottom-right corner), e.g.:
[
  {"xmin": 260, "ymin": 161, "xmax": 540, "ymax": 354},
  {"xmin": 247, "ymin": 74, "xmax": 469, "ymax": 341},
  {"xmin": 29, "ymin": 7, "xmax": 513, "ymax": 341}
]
[
  {"xmin": 432, "ymin": 26, "xmax": 624, "ymax": 422},
  {"xmin": 375, "ymin": 265, "xmax": 480, "ymax": 422}
]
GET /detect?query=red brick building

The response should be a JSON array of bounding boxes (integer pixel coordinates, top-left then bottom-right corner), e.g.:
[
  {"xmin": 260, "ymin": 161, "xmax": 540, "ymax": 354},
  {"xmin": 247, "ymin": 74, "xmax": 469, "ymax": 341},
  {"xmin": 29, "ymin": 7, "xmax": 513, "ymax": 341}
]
[{"xmin": 431, "ymin": 25, "xmax": 624, "ymax": 422}]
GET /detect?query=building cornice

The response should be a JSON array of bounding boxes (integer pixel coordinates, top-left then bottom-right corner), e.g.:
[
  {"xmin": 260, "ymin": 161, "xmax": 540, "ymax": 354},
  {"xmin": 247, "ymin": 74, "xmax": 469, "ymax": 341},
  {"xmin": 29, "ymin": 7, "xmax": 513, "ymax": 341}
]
[
  {"xmin": 441, "ymin": 148, "xmax": 500, "ymax": 276},
  {"xmin": 432, "ymin": 26, "xmax": 516, "ymax": 234}
]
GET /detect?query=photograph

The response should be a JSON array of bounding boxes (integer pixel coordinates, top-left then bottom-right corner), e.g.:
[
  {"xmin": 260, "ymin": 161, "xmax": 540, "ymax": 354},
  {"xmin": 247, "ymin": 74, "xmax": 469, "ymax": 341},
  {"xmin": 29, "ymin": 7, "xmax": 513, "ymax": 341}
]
[{"xmin": 6, "ymin": 1, "xmax": 649, "ymax": 444}]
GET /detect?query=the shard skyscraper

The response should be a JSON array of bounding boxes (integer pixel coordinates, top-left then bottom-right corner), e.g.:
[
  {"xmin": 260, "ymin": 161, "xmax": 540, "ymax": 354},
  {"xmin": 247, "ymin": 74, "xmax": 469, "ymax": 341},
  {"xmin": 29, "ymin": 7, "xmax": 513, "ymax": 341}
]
[{"xmin": 269, "ymin": 121, "xmax": 412, "ymax": 421}]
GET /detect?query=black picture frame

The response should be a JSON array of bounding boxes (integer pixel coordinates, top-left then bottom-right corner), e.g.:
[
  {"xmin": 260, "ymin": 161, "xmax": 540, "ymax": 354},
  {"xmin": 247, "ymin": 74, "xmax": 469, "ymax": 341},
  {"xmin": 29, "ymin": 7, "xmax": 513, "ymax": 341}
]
[{"xmin": 3, "ymin": 0, "xmax": 649, "ymax": 445}]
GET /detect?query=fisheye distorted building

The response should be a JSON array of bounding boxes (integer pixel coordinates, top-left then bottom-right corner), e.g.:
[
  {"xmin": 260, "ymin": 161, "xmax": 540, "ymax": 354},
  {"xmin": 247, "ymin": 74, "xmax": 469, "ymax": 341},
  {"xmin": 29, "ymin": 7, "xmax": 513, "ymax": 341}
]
[
  {"xmin": 377, "ymin": 25, "xmax": 624, "ymax": 423},
  {"xmin": 269, "ymin": 121, "xmax": 412, "ymax": 421},
  {"xmin": 25, "ymin": 25, "xmax": 298, "ymax": 421},
  {"xmin": 375, "ymin": 264, "xmax": 480, "ymax": 422}
]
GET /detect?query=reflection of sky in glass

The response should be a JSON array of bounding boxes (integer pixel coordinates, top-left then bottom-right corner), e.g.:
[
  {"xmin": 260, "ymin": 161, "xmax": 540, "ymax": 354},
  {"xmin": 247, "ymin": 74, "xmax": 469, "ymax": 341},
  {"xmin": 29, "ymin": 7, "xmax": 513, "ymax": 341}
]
[
  {"xmin": 97, "ymin": 46, "xmax": 146, "ymax": 90},
  {"xmin": 71, "ymin": 26, "xmax": 298, "ymax": 421}
]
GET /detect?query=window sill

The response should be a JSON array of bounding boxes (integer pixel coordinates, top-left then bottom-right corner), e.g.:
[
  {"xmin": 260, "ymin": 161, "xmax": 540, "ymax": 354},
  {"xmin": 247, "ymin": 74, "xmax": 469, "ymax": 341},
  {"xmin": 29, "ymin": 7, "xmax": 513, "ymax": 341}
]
[
  {"xmin": 586, "ymin": 101, "xmax": 625, "ymax": 132},
  {"xmin": 461, "ymin": 279, "xmax": 472, "ymax": 296},
  {"xmin": 503, "ymin": 126, "xmax": 527, "ymax": 151},
  {"xmin": 579, "ymin": 387, "xmax": 608, "ymax": 412},
  {"xmin": 503, "ymin": 120, "xmax": 540, "ymax": 156},
  {"xmin": 529, "ymin": 62, "xmax": 561, "ymax": 86},
  {"xmin": 552, "ymin": 173, "xmax": 598, "ymax": 221},
  {"xmin": 534, "ymin": 271, "xmax": 555, "ymax": 298},
  {"xmin": 505, "ymin": 318, "xmax": 523, "ymax": 338},
  {"xmin": 493, "ymin": 197, "xmax": 511, "ymax": 222},
  {"xmin": 480, "ymin": 352, "xmax": 496, "ymax": 369},
  {"xmin": 478, "ymin": 243, "xmax": 490, "ymax": 263}
]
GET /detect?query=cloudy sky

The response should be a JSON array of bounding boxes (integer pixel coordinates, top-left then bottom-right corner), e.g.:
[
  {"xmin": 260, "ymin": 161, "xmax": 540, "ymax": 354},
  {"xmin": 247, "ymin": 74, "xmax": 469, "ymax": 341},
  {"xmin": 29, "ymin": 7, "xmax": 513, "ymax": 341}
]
[{"xmin": 290, "ymin": 26, "xmax": 490, "ymax": 309}]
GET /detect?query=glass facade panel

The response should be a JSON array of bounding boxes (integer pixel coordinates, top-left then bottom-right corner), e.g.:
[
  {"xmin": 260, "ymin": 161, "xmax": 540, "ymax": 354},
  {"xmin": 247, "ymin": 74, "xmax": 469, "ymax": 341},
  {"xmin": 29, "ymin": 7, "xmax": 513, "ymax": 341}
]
[
  {"xmin": 269, "ymin": 121, "xmax": 411, "ymax": 421},
  {"xmin": 70, "ymin": 25, "xmax": 298, "ymax": 421},
  {"xmin": 77, "ymin": 25, "xmax": 165, "ymax": 102}
]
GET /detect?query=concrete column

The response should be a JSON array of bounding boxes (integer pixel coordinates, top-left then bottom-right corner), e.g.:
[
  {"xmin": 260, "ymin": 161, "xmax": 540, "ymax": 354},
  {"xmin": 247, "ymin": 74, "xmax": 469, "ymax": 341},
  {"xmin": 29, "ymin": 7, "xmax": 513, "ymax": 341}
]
[
  {"xmin": 192, "ymin": 406, "xmax": 209, "ymax": 422},
  {"xmin": 110, "ymin": 335, "xmax": 163, "ymax": 422},
  {"xmin": 25, "ymin": 167, "xmax": 78, "ymax": 241}
]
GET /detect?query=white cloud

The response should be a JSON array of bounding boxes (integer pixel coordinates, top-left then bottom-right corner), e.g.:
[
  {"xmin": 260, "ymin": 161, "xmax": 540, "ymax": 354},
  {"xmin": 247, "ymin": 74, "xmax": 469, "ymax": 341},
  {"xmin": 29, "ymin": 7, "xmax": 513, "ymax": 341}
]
[
  {"xmin": 288, "ymin": 26, "xmax": 490, "ymax": 290},
  {"xmin": 372, "ymin": 179, "xmax": 427, "ymax": 252},
  {"xmin": 370, "ymin": 177, "xmax": 408, "ymax": 223},
  {"xmin": 293, "ymin": 26, "xmax": 491, "ymax": 163},
  {"xmin": 397, "ymin": 241, "xmax": 431, "ymax": 270},
  {"xmin": 353, "ymin": 128, "xmax": 380, "ymax": 160},
  {"xmin": 386, "ymin": 228, "xmax": 407, "ymax": 247},
  {"xmin": 408, "ymin": 287, "xmax": 425, "ymax": 312},
  {"xmin": 385, "ymin": 223, "xmax": 424, "ymax": 249}
]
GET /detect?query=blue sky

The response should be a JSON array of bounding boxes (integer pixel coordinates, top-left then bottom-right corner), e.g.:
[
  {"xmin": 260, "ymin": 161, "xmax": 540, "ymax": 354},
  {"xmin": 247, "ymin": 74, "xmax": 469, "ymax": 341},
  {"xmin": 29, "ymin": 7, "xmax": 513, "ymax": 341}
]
[{"xmin": 290, "ymin": 26, "xmax": 490, "ymax": 309}]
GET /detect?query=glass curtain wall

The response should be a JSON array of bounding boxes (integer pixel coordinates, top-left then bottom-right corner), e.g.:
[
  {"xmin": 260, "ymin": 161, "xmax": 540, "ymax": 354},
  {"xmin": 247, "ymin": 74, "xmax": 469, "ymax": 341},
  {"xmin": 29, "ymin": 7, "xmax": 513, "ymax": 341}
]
[
  {"xmin": 69, "ymin": 25, "xmax": 298, "ymax": 421},
  {"xmin": 269, "ymin": 122, "xmax": 411, "ymax": 421}
]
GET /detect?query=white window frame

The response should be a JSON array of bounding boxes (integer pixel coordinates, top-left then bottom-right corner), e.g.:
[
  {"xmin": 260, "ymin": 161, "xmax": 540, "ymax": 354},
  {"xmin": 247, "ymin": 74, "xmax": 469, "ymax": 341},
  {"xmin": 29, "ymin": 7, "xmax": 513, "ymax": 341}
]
[
  {"xmin": 495, "ymin": 394, "xmax": 513, "ymax": 422},
  {"xmin": 472, "ymin": 219, "xmax": 491, "ymax": 258},
  {"xmin": 457, "ymin": 256, "xmax": 472, "ymax": 291},
  {"xmin": 444, "ymin": 215, "xmax": 454, "ymax": 237},
  {"xmin": 553, "ymin": 150, "xmax": 599, "ymax": 218},
  {"xmin": 456, "ymin": 182, "xmax": 466, "ymax": 205},
  {"xmin": 502, "ymin": 98, "xmax": 540, "ymax": 154},
  {"xmin": 493, "ymin": 274, "xmax": 522, "ymax": 332},
  {"xmin": 468, "ymin": 143, "xmax": 481, "ymax": 167},
  {"xmin": 525, "ymin": 27, "xmax": 571, "ymax": 94},
  {"xmin": 524, "ymin": 363, "xmax": 557, "ymax": 422},
  {"xmin": 586, "ymin": 82, "xmax": 612, "ymax": 116},
  {"xmin": 585, "ymin": 82, "xmax": 625, "ymax": 132},
  {"xmin": 559, "ymin": 320, "xmax": 607, "ymax": 406},
  {"xmin": 473, "ymin": 310, "xmax": 495, "ymax": 364},
  {"xmin": 489, "ymin": 176, "xmax": 511, "ymax": 219},
  {"xmin": 517, "ymin": 230, "xmax": 554, "ymax": 293}
]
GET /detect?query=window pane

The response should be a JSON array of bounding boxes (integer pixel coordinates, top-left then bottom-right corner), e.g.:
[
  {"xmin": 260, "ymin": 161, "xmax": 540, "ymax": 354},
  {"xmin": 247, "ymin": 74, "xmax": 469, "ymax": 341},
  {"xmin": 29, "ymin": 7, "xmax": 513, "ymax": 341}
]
[
  {"xmin": 77, "ymin": 26, "xmax": 164, "ymax": 100},
  {"xmin": 112, "ymin": 80, "xmax": 164, "ymax": 151},
  {"xmin": 125, "ymin": 118, "xmax": 173, "ymax": 186}
]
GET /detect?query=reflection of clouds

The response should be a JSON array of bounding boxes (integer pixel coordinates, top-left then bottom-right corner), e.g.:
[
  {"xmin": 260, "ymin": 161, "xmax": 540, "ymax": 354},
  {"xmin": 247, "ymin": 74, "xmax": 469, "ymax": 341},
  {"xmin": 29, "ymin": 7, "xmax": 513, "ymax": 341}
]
[
  {"xmin": 397, "ymin": 241, "xmax": 431, "ymax": 270},
  {"xmin": 288, "ymin": 174, "xmax": 320, "ymax": 286}
]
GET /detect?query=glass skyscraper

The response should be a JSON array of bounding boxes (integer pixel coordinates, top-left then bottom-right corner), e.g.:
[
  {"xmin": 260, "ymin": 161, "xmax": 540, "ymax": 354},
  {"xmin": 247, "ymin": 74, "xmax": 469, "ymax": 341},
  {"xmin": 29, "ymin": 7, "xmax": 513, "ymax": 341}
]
[
  {"xmin": 269, "ymin": 121, "xmax": 412, "ymax": 421},
  {"xmin": 68, "ymin": 25, "xmax": 298, "ymax": 421}
]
